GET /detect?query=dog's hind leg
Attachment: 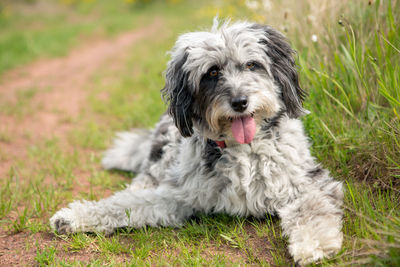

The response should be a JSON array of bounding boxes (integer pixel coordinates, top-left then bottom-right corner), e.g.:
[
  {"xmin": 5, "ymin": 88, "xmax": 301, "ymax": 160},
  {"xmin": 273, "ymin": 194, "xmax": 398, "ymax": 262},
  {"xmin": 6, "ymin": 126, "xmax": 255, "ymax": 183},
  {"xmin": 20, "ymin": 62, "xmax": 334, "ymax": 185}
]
[
  {"xmin": 101, "ymin": 130, "xmax": 152, "ymax": 172},
  {"xmin": 50, "ymin": 185, "xmax": 193, "ymax": 235}
]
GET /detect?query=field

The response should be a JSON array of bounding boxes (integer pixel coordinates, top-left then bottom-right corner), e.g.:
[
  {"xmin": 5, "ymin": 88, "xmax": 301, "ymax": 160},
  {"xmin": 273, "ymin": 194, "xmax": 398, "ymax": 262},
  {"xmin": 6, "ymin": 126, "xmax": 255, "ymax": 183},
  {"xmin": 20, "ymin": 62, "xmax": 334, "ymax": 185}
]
[{"xmin": 0, "ymin": 0, "xmax": 399, "ymax": 266}]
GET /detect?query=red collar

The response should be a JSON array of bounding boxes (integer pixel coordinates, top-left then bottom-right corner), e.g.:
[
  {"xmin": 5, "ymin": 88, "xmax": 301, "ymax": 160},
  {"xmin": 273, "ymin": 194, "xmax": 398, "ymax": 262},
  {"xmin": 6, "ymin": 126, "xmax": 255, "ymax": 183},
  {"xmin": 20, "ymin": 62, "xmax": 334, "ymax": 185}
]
[{"xmin": 215, "ymin": 140, "xmax": 226, "ymax": 149}]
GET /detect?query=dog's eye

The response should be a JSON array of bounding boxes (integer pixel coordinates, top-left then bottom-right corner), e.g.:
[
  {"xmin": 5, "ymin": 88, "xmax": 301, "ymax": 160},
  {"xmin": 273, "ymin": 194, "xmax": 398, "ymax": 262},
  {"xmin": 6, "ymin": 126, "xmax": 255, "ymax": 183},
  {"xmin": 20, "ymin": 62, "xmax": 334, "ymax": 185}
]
[
  {"xmin": 209, "ymin": 69, "xmax": 219, "ymax": 77},
  {"xmin": 246, "ymin": 62, "xmax": 256, "ymax": 70},
  {"xmin": 206, "ymin": 65, "xmax": 220, "ymax": 78}
]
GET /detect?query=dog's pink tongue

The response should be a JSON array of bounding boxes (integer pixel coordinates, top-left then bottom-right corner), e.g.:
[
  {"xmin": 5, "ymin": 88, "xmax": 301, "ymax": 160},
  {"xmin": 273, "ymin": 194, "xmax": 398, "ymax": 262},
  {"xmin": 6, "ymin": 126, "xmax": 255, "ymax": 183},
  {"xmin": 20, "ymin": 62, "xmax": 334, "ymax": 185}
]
[{"xmin": 231, "ymin": 116, "xmax": 256, "ymax": 144}]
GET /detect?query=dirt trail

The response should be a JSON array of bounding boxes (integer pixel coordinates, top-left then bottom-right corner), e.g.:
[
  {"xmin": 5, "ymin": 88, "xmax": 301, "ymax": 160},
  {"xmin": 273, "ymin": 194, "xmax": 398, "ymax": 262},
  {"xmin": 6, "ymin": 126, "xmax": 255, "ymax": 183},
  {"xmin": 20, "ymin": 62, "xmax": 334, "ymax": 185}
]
[
  {"xmin": 0, "ymin": 18, "xmax": 162, "ymax": 179},
  {"xmin": 0, "ymin": 18, "xmax": 164, "ymax": 266}
]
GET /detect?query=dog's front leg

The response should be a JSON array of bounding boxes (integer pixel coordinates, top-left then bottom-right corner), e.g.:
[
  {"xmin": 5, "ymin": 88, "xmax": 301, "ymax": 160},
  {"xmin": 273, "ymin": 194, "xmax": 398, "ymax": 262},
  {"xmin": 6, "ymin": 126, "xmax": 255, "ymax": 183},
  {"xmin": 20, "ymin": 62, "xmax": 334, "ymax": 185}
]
[
  {"xmin": 50, "ymin": 186, "xmax": 193, "ymax": 235},
  {"xmin": 277, "ymin": 179, "xmax": 343, "ymax": 265}
]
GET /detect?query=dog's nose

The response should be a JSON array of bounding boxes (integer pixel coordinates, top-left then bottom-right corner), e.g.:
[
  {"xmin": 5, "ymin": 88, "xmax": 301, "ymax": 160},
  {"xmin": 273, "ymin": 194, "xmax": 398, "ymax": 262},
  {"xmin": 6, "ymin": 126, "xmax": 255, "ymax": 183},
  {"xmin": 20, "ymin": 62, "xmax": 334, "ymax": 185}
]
[{"xmin": 231, "ymin": 96, "xmax": 249, "ymax": 112}]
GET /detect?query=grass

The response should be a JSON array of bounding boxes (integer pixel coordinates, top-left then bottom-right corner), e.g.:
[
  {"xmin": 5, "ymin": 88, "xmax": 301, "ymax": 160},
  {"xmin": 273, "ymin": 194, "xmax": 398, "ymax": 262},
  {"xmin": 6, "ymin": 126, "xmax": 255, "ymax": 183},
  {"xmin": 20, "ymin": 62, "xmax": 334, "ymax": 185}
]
[
  {"xmin": 0, "ymin": 87, "xmax": 39, "ymax": 118},
  {"xmin": 0, "ymin": 0, "xmax": 156, "ymax": 75},
  {"xmin": 0, "ymin": 0, "xmax": 399, "ymax": 266},
  {"xmin": 35, "ymin": 244, "xmax": 57, "ymax": 266}
]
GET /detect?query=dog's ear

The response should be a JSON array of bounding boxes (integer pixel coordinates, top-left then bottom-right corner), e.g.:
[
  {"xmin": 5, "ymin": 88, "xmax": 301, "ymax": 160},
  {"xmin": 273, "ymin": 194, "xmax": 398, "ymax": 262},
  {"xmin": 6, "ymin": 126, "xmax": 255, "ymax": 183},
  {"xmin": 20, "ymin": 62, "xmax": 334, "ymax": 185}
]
[
  {"xmin": 162, "ymin": 52, "xmax": 194, "ymax": 137},
  {"xmin": 253, "ymin": 24, "xmax": 307, "ymax": 118}
]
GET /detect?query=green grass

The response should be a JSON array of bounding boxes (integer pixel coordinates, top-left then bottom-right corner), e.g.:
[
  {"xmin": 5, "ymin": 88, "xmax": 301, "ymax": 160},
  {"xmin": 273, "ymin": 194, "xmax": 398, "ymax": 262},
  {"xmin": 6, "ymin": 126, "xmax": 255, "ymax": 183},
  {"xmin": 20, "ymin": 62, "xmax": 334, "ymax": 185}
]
[
  {"xmin": 35, "ymin": 244, "xmax": 57, "ymax": 266},
  {"xmin": 296, "ymin": 0, "xmax": 400, "ymax": 265},
  {"xmin": 0, "ymin": 87, "xmax": 39, "ymax": 118},
  {"xmin": 0, "ymin": 0, "xmax": 173, "ymax": 76},
  {"xmin": 0, "ymin": 0, "xmax": 399, "ymax": 266}
]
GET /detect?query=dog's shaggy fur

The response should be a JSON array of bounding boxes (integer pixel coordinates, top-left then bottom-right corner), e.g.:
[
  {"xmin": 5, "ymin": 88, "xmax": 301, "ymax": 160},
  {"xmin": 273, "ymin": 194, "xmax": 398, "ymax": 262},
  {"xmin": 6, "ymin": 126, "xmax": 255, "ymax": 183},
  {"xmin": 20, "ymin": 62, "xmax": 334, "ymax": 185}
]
[{"xmin": 50, "ymin": 19, "xmax": 343, "ymax": 264}]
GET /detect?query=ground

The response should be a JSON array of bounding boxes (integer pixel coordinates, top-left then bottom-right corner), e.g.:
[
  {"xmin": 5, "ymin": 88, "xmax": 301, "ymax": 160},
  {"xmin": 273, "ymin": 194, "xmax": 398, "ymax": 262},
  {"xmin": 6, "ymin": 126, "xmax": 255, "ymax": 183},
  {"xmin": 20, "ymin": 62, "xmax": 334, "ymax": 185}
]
[
  {"xmin": 0, "ymin": 17, "xmax": 163, "ymax": 266},
  {"xmin": 0, "ymin": 0, "xmax": 399, "ymax": 266}
]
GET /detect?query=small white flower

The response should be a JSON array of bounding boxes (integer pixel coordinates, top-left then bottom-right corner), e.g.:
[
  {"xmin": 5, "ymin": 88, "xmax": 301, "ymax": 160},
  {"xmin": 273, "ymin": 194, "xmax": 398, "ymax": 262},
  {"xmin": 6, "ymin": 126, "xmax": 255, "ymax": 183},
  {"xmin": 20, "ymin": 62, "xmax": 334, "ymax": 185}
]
[
  {"xmin": 311, "ymin": 34, "xmax": 318, "ymax": 43},
  {"xmin": 245, "ymin": 0, "xmax": 259, "ymax": 10},
  {"xmin": 262, "ymin": 0, "xmax": 272, "ymax": 10}
]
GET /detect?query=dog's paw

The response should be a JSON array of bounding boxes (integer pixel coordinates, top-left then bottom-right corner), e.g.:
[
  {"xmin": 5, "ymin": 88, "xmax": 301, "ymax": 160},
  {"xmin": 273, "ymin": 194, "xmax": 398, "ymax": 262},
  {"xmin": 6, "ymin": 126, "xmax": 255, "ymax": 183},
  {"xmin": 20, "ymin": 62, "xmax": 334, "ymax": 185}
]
[
  {"xmin": 289, "ymin": 232, "xmax": 342, "ymax": 265},
  {"xmin": 50, "ymin": 208, "xmax": 77, "ymax": 234},
  {"xmin": 53, "ymin": 218, "xmax": 73, "ymax": 234}
]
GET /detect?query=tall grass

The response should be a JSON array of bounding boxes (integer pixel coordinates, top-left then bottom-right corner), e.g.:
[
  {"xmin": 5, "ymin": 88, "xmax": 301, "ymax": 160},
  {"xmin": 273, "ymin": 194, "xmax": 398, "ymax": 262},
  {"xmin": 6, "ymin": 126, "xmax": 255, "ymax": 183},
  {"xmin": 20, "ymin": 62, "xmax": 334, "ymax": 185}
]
[
  {"xmin": 293, "ymin": 1, "xmax": 400, "ymax": 264},
  {"xmin": 212, "ymin": 0, "xmax": 400, "ymax": 264},
  {"xmin": 299, "ymin": 0, "xmax": 400, "ymax": 189},
  {"xmin": 302, "ymin": 2, "xmax": 400, "ymax": 263}
]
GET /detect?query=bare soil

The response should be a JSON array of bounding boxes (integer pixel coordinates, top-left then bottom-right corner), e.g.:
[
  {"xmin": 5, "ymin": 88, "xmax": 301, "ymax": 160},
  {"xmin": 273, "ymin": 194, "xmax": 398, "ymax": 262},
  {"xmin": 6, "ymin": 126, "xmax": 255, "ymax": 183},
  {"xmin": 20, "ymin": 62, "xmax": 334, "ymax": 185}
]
[
  {"xmin": 0, "ymin": 18, "xmax": 162, "ymax": 178},
  {"xmin": 0, "ymin": 18, "xmax": 162, "ymax": 266}
]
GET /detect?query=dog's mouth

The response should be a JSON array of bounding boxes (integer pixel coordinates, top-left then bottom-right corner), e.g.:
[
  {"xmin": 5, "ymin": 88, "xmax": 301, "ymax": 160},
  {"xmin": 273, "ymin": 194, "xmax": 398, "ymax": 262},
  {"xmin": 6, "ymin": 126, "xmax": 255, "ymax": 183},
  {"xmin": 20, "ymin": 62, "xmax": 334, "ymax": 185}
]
[{"xmin": 227, "ymin": 113, "xmax": 256, "ymax": 144}]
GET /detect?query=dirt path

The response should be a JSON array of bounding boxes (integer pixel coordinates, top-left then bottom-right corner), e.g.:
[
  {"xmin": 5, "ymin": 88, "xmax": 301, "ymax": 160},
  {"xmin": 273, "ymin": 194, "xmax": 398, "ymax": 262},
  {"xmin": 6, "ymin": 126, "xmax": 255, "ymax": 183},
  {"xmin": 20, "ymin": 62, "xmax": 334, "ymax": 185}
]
[
  {"xmin": 0, "ymin": 18, "xmax": 162, "ymax": 179},
  {"xmin": 0, "ymin": 18, "xmax": 163, "ymax": 266}
]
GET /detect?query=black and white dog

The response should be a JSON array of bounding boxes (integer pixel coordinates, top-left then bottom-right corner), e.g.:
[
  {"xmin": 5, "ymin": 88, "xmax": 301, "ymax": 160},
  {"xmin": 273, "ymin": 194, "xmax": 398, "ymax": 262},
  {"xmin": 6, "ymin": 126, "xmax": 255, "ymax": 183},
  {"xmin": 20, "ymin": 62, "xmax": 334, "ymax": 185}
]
[{"xmin": 50, "ymin": 19, "xmax": 343, "ymax": 264}]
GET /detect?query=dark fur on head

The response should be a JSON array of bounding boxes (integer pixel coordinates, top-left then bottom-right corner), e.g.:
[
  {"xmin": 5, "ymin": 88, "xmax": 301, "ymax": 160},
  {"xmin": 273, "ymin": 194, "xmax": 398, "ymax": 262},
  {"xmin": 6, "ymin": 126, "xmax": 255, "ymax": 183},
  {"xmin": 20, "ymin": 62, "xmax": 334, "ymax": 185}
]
[
  {"xmin": 253, "ymin": 24, "xmax": 307, "ymax": 118},
  {"xmin": 162, "ymin": 52, "xmax": 194, "ymax": 137}
]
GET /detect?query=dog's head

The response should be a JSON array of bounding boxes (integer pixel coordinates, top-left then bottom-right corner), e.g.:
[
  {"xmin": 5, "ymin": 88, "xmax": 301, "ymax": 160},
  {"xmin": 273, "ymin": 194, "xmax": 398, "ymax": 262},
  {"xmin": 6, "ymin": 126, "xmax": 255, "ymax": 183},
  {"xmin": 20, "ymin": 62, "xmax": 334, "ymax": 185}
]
[{"xmin": 162, "ymin": 19, "xmax": 306, "ymax": 144}]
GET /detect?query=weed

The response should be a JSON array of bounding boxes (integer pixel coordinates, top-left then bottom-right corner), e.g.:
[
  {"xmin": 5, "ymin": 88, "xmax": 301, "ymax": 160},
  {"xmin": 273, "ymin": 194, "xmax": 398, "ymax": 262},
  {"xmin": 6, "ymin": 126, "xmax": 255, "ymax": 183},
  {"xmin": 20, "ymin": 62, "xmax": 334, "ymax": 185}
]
[
  {"xmin": 10, "ymin": 207, "xmax": 29, "ymax": 233},
  {"xmin": 35, "ymin": 244, "xmax": 57, "ymax": 266}
]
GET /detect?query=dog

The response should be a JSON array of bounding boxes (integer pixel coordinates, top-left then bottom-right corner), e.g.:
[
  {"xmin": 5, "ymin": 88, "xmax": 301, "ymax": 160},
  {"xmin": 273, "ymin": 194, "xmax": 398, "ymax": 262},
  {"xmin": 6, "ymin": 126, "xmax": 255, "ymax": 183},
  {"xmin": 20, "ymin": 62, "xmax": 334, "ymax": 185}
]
[{"xmin": 50, "ymin": 19, "xmax": 343, "ymax": 264}]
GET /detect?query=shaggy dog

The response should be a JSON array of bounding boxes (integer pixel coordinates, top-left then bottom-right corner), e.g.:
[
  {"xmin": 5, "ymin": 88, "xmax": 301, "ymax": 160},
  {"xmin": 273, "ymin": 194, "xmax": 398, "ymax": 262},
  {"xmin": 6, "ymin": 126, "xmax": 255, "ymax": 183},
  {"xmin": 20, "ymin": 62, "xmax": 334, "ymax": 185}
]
[{"xmin": 50, "ymin": 19, "xmax": 343, "ymax": 264}]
